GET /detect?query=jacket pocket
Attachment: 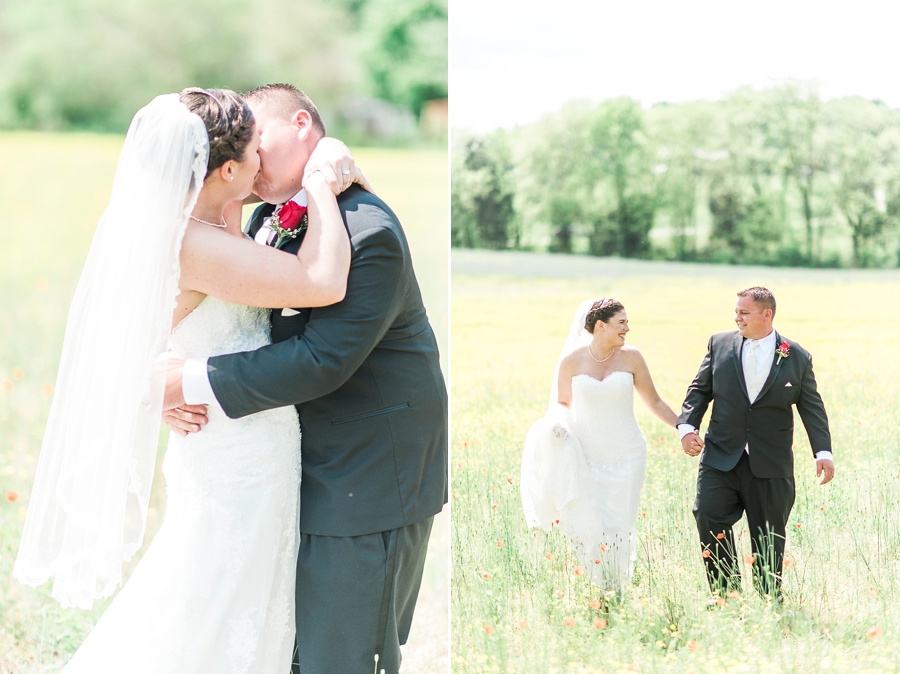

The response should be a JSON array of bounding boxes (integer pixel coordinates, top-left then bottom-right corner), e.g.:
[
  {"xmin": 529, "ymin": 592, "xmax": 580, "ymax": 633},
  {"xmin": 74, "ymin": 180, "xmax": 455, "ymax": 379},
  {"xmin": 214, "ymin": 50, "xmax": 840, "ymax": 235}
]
[{"xmin": 331, "ymin": 402, "xmax": 410, "ymax": 426}]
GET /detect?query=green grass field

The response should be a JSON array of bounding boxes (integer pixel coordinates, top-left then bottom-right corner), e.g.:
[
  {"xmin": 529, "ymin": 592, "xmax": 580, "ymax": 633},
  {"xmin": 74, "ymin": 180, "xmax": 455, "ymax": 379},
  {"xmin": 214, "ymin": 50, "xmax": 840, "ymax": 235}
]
[
  {"xmin": 451, "ymin": 249, "xmax": 900, "ymax": 673},
  {"xmin": 0, "ymin": 132, "xmax": 448, "ymax": 673}
]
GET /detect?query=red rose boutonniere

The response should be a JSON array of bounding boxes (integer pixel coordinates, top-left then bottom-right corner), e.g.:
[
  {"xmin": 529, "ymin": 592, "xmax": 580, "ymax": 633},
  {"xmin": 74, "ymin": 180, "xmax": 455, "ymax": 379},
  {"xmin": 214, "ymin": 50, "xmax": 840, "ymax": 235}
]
[
  {"xmin": 776, "ymin": 341, "xmax": 790, "ymax": 364},
  {"xmin": 269, "ymin": 200, "xmax": 308, "ymax": 247}
]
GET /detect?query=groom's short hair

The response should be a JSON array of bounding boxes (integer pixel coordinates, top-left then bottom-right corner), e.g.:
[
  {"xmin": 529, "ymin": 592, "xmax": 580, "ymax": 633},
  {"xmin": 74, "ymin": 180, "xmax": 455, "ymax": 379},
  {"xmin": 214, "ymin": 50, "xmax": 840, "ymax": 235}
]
[
  {"xmin": 244, "ymin": 83, "xmax": 326, "ymax": 136},
  {"xmin": 737, "ymin": 286, "xmax": 776, "ymax": 316}
]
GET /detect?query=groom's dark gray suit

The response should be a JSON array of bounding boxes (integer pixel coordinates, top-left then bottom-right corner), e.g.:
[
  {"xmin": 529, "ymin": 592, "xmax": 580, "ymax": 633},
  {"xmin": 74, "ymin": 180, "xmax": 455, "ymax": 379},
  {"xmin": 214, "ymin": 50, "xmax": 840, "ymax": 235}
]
[
  {"xmin": 206, "ymin": 184, "xmax": 448, "ymax": 673},
  {"xmin": 679, "ymin": 330, "xmax": 830, "ymax": 595}
]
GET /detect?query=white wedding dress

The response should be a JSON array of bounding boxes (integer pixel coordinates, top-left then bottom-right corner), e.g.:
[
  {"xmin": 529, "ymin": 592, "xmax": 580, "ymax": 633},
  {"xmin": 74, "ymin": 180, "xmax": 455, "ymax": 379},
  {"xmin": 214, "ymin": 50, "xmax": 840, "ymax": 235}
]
[
  {"xmin": 62, "ymin": 296, "xmax": 301, "ymax": 674},
  {"xmin": 521, "ymin": 371, "xmax": 647, "ymax": 592}
]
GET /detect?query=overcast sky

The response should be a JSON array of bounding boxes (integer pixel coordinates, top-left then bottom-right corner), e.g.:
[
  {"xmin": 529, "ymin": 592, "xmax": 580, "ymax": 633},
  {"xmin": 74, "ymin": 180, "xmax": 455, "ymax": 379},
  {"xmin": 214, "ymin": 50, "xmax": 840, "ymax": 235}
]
[{"xmin": 451, "ymin": 0, "xmax": 900, "ymax": 132}]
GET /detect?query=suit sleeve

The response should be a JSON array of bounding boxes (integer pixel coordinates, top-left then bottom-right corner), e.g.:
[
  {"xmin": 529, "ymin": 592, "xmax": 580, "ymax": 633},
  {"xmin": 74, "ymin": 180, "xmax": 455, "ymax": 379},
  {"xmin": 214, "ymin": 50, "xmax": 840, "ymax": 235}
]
[
  {"xmin": 678, "ymin": 335, "xmax": 714, "ymax": 428},
  {"xmin": 796, "ymin": 355, "xmax": 832, "ymax": 456},
  {"xmin": 207, "ymin": 220, "xmax": 405, "ymax": 419}
]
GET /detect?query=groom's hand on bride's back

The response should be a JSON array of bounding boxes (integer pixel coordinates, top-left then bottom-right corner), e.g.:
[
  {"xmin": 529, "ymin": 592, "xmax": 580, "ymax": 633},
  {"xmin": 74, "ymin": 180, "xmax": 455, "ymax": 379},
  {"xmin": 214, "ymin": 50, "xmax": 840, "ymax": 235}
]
[
  {"xmin": 162, "ymin": 358, "xmax": 208, "ymax": 435},
  {"xmin": 163, "ymin": 405, "xmax": 209, "ymax": 436}
]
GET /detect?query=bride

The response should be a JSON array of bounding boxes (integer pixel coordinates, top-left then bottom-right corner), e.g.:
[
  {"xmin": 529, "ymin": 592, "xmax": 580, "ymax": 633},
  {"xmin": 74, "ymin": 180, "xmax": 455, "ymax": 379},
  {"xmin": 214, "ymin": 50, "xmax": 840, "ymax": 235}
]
[
  {"xmin": 13, "ymin": 88, "xmax": 365, "ymax": 672},
  {"xmin": 520, "ymin": 298, "xmax": 682, "ymax": 593}
]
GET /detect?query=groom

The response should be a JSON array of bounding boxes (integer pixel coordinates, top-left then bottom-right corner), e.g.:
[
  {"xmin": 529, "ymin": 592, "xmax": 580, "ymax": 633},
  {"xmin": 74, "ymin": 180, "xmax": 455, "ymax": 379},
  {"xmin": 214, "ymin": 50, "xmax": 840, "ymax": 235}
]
[
  {"xmin": 164, "ymin": 84, "xmax": 448, "ymax": 673},
  {"xmin": 678, "ymin": 287, "xmax": 833, "ymax": 597}
]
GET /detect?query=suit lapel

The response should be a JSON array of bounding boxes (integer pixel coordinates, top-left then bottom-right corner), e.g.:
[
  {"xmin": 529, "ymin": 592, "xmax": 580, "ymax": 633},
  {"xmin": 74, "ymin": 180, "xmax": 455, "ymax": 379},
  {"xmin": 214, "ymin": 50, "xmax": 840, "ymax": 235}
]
[
  {"xmin": 732, "ymin": 332, "xmax": 750, "ymax": 402},
  {"xmin": 755, "ymin": 331, "xmax": 784, "ymax": 403},
  {"xmin": 246, "ymin": 203, "xmax": 276, "ymax": 239}
]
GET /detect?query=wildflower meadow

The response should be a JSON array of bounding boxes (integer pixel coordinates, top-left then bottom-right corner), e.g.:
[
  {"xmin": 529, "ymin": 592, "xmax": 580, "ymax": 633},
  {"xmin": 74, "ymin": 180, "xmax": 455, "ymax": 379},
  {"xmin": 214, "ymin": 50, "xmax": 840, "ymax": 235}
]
[{"xmin": 451, "ymin": 248, "xmax": 900, "ymax": 673}]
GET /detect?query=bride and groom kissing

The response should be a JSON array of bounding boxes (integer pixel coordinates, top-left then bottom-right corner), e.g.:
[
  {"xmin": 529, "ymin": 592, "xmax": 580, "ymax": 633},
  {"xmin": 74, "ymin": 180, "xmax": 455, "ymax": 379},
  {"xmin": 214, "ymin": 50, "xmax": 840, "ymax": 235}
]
[
  {"xmin": 14, "ymin": 84, "xmax": 447, "ymax": 673},
  {"xmin": 521, "ymin": 288, "xmax": 833, "ymax": 598}
]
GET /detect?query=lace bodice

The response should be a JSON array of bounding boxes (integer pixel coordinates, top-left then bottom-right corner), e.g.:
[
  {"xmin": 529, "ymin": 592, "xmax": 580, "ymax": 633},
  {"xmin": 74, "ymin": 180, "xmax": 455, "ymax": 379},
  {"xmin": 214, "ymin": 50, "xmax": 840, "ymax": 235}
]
[
  {"xmin": 571, "ymin": 372, "xmax": 645, "ymax": 466},
  {"xmin": 170, "ymin": 295, "xmax": 271, "ymax": 360}
]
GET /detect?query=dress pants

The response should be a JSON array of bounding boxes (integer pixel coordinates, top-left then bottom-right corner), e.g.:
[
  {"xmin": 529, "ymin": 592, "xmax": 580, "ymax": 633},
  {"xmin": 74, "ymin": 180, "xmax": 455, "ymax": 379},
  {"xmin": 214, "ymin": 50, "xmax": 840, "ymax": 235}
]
[
  {"xmin": 291, "ymin": 516, "xmax": 434, "ymax": 674},
  {"xmin": 693, "ymin": 452, "xmax": 795, "ymax": 596}
]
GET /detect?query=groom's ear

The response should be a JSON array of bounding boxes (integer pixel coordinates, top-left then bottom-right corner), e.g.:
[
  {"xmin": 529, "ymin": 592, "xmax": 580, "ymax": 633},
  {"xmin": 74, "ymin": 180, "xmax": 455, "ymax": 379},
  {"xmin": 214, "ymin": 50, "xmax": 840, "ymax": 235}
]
[{"xmin": 292, "ymin": 109, "xmax": 315, "ymax": 142}]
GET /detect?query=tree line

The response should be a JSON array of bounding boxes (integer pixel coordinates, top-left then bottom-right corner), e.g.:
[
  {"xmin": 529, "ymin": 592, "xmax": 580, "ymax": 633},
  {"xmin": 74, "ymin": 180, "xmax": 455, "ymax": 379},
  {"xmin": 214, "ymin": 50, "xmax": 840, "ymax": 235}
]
[
  {"xmin": 0, "ymin": 0, "xmax": 446, "ymax": 139},
  {"xmin": 452, "ymin": 84, "xmax": 900, "ymax": 268}
]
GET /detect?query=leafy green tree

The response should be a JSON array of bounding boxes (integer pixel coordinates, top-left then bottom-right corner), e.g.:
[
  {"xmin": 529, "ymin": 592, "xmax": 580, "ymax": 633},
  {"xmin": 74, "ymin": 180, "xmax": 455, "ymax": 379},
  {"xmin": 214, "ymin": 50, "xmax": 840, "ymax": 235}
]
[
  {"xmin": 451, "ymin": 130, "xmax": 516, "ymax": 249},
  {"xmin": 586, "ymin": 98, "xmax": 657, "ymax": 258},
  {"xmin": 824, "ymin": 98, "xmax": 900, "ymax": 266},
  {"xmin": 768, "ymin": 83, "xmax": 825, "ymax": 263},
  {"xmin": 359, "ymin": 0, "xmax": 447, "ymax": 118}
]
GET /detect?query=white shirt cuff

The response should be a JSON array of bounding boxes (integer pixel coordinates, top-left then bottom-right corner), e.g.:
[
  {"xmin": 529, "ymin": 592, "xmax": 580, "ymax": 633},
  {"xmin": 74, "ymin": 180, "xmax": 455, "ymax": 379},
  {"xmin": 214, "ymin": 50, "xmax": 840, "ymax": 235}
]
[
  {"xmin": 677, "ymin": 424, "xmax": 697, "ymax": 441},
  {"xmin": 815, "ymin": 451, "xmax": 833, "ymax": 462},
  {"xmin": 182, "ymin": 357, "xmax": 218, "ymax": 406}
]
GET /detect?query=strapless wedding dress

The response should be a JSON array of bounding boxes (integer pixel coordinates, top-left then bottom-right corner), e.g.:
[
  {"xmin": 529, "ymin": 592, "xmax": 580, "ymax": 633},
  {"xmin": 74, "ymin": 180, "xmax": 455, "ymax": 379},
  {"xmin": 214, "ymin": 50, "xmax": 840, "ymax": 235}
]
[
  {"xmin": 521, "ymin": 371, "xmax": 647, "ymax": 592},
  {"xmin": 62, "ymin": 297, "xmax": 301, "ymax": 674}
]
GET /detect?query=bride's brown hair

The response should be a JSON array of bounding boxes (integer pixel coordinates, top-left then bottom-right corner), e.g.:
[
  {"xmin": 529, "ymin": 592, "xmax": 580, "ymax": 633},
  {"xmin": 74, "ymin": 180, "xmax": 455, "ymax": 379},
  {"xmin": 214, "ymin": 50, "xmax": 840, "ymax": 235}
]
[
  {"xmin": 179, "ymin": 87, "xmax": 255, "ymax": 178},
  {"xmin": 585, "ymin": 298, "xmax": 625, "ymax": 333}
]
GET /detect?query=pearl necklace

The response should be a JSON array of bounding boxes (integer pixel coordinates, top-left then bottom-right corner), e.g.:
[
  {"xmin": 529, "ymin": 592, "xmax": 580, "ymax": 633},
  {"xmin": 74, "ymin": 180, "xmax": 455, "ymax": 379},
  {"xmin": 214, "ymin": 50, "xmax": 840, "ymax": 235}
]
[
  {"xmin": 588, "ymin": 343, "xmax": 616, "ymax": 363},
  {"xmin": 189, "ymin": 215, "xmax": 227, "ymax": 228}
]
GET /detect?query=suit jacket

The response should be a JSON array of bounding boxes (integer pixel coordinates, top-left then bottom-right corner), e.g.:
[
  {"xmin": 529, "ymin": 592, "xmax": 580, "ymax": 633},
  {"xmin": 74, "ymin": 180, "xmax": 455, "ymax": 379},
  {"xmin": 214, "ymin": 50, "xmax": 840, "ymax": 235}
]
[
  {"xmin": 678, "ymin": 330, "xmax": 831, "ymax": 479},
  {"xmin": 206, "ymin": 185, "xmax": 448, "ymax": 537}
]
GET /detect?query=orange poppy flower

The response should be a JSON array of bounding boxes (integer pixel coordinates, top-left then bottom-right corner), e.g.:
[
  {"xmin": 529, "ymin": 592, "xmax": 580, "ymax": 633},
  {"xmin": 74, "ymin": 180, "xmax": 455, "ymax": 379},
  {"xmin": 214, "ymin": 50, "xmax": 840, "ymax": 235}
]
[{"xmin": 593, "ymin": 618, "xmax": 607, "ymax": 629}]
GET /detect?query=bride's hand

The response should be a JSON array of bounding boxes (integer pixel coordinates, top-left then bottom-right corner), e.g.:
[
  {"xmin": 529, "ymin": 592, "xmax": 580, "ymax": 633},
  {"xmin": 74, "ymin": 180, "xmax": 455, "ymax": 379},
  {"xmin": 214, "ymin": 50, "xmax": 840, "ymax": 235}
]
[{"xmin": 303, "ymin": 137, "xmax": 373, "ymax": 196}]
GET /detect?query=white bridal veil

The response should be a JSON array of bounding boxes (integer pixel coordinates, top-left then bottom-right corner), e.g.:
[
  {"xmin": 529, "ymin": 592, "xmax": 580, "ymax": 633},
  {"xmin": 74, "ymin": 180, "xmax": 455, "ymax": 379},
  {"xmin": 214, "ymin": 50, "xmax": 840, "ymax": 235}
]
[
  {"xmin": 14, "ymin": 95, "xmax": 209, "ymax": 609},
  {"xmin": 520, "ymin": 299, "xmax": 601, "ymax": 538}
]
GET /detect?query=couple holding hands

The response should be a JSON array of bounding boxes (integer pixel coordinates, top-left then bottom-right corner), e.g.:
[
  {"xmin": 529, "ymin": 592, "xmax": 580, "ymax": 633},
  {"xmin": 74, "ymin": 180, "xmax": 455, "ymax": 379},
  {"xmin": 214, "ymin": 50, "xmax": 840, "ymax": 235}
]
[{"xmin": 521, "ymin": 287, "xmax": 833, "ymax": 597}]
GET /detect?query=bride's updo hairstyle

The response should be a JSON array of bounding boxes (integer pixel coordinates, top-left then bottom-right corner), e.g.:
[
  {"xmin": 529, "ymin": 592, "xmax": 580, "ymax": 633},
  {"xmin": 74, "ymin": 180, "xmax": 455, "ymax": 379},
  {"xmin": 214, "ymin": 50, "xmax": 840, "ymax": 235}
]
[
  {"xmin": 179, "ymin": 87, "xmax": 255, "ymax": 179},
  {"xmin": 585, "ymin": 298, "xmax": 625, "ymax": 333}
]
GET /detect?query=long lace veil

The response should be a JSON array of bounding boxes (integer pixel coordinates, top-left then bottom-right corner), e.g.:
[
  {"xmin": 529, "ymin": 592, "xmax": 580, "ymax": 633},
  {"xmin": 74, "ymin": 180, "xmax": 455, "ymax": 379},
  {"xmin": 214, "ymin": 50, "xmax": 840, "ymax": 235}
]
[
  {"xmin": 547, "ymin": 298, "xmax": 597, "ymax": 408},
  {"xmin": 521, "ymin": 299, "xmax": 599, "ymax": 532},
  {"xmin": 13, "ymin": 94, "xmax": 209, "ymax": 609}
]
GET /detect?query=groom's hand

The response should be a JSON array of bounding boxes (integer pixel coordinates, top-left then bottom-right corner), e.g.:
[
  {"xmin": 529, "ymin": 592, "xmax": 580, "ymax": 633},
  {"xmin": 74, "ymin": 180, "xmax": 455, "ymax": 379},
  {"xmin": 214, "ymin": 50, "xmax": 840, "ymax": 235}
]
[
  {"xmin": 681, "ymin": 432, "xmax": 703, "ymax": 457},
  {"xmin": 164, "ymin": 358, "xmax": 187, "ymax": 410},
  {"xmin": 163, "ymin": 405, "xmax": 209, "ymax": 436},
  {"xmin": 816, "ymin": 458, "xmax": 835, "ymax": 485}
]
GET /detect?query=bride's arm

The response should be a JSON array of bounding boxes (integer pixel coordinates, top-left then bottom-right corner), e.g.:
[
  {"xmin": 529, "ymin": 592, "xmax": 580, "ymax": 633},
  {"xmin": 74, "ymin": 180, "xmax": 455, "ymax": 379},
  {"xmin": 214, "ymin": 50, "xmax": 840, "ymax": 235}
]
[
  {"xmin": 629, "ymin": 349, "xmax": 679, "ymax": 427},
  {"xmin": 556, "ymin": 356, "xmax": 576, "ymax": 407},
  {"xmin": 178, "ymin": 170, "xmax": 351, "ymax": 309}
]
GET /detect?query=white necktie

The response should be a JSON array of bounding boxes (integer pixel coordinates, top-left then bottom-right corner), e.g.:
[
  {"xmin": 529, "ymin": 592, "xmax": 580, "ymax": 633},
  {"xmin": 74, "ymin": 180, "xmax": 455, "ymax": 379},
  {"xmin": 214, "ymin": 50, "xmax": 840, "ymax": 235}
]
[
  {"xmin": 745, "ymin": 341, "xmax": 766, "ymax": 402},
  {"xmin": 746, "ymin": 340, "xmax": 758, "ymax": 374}
]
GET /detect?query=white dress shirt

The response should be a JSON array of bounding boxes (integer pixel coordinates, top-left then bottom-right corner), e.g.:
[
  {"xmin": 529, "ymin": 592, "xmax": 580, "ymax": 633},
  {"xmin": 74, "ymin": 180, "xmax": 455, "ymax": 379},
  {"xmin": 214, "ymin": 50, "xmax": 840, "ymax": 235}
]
[
  {"xmin": 181, "ymin": 189, "xmax": 308, "ymax": 407},
  {"xmin": 678, "ymin": 329, "xmax": 833, "ymax": 462}
]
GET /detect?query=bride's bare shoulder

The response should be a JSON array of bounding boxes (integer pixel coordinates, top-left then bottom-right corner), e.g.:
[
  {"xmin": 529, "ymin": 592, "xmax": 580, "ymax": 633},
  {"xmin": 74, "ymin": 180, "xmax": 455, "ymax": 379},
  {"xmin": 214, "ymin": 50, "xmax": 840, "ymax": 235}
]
[{"xmin": 559, "ymin": 348, "xmax": 589, "ymax": 372}]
